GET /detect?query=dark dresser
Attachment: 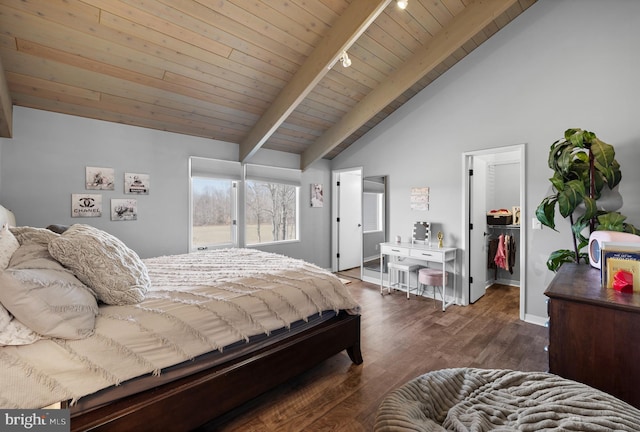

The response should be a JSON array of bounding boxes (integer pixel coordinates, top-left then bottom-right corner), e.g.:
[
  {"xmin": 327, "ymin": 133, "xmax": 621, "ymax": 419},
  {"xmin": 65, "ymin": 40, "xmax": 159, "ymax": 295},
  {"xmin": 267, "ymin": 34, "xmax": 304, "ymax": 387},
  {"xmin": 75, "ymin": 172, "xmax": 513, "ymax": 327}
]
[{"xmin": 545, "ymin": 263, "xmax": 640, "ymax": 408}]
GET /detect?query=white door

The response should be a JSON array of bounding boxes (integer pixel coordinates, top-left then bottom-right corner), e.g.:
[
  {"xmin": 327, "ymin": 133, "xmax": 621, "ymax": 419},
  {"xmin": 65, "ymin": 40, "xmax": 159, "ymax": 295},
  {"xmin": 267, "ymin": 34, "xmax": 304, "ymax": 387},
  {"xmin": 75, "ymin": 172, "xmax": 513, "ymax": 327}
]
[
  {"xmin": 469, "ymin": 157, "xmax": 488, "ymax": 303},
  {"xmin": 337, "ymin": 169, "xmax": 362, "ymax": 271}
]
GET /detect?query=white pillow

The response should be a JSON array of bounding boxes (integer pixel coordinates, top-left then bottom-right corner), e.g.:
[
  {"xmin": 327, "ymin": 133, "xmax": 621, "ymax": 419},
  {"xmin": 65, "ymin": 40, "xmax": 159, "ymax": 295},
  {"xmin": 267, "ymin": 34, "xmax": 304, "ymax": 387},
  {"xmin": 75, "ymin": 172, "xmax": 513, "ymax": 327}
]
[
  {"xmin": 0, "ymin": 244, "xmax": 98, "ymax": 339},
  {"xmin": 0, "ymin": 224, "xmax": 19, "ymax": 269},
  {"xmin": 0, "ymin": 302, "xmax": 42, "ymax": 346},
  {"xmin": 48, "ymin": 224, "xmax": 150, "ymax": 305}
]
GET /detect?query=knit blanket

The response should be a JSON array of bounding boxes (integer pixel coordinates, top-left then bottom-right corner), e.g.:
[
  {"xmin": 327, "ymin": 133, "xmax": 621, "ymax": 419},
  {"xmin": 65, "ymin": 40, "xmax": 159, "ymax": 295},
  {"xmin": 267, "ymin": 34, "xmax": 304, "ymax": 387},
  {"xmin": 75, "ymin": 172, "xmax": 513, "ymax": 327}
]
[
  {"xmin": 374, "ymin": 368, "xmax": 640, "ymax": 431},
  {"xmin": 0, "ymin": 248, "xmax": 358, "ymax": 409}
]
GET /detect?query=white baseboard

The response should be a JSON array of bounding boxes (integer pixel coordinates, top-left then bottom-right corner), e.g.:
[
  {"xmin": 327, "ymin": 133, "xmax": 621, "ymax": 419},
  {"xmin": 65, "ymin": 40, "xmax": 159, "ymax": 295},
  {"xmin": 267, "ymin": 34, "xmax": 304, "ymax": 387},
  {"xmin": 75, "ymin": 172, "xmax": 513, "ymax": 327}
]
[{"xmin": 524, "ymin": 313, "xmax": 548, "ymax": 327}]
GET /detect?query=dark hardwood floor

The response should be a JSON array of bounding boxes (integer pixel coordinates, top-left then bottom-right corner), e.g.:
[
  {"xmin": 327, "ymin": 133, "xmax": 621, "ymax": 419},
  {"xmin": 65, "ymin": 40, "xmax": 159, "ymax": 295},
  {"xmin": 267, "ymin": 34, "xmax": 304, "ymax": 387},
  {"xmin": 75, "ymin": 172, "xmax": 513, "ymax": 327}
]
[{"xmin": 199, "ymin": 275, "xmax": 548, "ymax": 431}]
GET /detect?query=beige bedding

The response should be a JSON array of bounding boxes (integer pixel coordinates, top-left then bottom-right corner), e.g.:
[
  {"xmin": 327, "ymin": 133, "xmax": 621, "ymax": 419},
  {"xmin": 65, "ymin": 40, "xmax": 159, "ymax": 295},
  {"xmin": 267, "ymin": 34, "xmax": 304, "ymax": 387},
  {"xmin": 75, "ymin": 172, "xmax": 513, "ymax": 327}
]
[
  {"xmin": 0, "ymin": 248, "xmax": 358, "ymax": 409},
  {"xmin": 374, "ymin": 368, "xmax": 640, "ymax": 431}
]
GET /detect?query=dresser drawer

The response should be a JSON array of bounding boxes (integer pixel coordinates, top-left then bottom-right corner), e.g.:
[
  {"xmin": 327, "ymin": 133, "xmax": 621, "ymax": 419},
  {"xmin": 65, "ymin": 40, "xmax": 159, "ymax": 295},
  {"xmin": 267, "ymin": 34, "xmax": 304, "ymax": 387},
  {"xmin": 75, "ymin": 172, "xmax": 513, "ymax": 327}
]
[
  {"xmin": 410, "ymin": 249, "xmax": 444, "ymax": 262},
  {"xmin": 380, "ymin": 244, "xmax": 410, "ymax": 256}
]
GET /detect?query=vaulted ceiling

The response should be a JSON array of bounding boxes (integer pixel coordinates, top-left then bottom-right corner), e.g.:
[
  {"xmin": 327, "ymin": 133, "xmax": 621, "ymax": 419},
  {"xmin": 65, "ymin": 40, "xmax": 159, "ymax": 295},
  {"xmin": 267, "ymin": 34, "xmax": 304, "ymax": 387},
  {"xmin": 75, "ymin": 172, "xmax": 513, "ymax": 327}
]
[{"xmin": 0, "ymin": 0, "xmax": 536, "ymax": 170}]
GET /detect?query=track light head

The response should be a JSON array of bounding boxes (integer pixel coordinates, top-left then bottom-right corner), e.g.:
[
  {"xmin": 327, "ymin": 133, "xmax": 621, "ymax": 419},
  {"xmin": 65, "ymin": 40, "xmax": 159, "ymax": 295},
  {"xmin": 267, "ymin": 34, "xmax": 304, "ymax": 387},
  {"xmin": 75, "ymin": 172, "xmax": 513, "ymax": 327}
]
[{"xmin": 340, "ymin": 51, "xmax": 351, "ymax": 68}]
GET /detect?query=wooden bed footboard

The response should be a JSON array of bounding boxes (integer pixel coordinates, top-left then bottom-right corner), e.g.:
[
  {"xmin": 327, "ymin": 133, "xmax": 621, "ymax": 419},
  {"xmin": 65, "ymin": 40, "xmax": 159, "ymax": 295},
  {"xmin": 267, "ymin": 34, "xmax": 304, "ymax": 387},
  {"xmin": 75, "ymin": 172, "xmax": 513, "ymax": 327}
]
[{"xmin": 70, "ymin": 311, "xmax": 362, "ymax": 431}]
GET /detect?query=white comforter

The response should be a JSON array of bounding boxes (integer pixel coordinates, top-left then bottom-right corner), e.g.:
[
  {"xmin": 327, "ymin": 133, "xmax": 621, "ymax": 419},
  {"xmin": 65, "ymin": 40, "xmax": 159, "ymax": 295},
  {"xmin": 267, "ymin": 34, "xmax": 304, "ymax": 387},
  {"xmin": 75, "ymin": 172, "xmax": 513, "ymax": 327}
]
[{"xmin": 0, "ymin": 248, "xmax": 358, "ymax": 409}]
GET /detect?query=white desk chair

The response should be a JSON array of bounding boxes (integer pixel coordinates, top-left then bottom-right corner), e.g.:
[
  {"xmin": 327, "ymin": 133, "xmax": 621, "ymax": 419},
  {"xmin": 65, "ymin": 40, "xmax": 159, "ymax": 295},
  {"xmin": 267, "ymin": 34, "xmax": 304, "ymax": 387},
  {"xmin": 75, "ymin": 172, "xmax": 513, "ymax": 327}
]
[{"xmin": 386, "ymin": 261, "xmax": 420, "ymax": 299}]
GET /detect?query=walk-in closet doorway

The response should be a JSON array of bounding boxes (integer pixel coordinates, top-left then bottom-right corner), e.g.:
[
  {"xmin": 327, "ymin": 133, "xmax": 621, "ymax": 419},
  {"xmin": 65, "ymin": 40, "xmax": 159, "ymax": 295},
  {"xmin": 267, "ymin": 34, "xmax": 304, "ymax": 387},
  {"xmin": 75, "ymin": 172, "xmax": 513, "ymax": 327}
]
[{"xmin": 462, "ymin": 144, "xmax": 526, "ymax": 321}]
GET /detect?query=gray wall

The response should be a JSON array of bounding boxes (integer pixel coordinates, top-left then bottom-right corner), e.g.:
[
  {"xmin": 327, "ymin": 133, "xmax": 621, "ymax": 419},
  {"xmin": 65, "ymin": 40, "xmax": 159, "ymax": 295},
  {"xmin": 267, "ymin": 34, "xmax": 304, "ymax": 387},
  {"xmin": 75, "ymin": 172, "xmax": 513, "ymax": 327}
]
[
  {"xmin": 0, "ymin": 107, "xmax": 333, "ymax": 267},
  {"xmin": 332, "ymin": 0, "xmax": 640, "ymax": 322}
]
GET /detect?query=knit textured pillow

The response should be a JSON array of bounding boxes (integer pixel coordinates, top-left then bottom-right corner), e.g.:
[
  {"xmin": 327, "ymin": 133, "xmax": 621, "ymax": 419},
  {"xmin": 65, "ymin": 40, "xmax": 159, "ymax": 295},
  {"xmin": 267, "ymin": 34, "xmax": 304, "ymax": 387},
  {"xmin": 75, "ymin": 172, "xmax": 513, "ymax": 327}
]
[{"xmin": 48, "ymin": 224, "xmax": 149, "ymax": 305}]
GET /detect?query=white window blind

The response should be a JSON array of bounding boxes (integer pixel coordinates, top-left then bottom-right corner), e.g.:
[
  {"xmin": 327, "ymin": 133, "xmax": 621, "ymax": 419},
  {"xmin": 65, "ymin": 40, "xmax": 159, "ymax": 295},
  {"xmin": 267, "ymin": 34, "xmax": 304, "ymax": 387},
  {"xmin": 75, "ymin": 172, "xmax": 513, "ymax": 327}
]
[
  {"xmin": 244, "ymin": 164, "xmax": 301, "ymax": 186},
  {"xmin": 189, "ymin": 157, "xmax": 242, "ymax": 180}
]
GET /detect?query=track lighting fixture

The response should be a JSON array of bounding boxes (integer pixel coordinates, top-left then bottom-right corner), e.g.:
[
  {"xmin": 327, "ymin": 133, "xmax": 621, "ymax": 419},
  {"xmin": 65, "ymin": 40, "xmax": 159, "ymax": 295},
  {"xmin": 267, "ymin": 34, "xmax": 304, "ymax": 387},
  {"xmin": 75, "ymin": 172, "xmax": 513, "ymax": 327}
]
[
  {"xmin": 397, "ymin": 0, "xmax": 408, "ymax": 9},
  {"xmin": 339, "ymin": 50, "xmax": 351, "ymax": 68}
]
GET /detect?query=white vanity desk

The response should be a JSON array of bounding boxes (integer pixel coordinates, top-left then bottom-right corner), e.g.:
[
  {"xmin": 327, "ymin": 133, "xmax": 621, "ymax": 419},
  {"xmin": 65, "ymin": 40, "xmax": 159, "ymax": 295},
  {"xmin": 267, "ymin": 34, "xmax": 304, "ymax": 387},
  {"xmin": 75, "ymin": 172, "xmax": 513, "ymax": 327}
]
[{"xmin": 379, "ymin": 242, "xmax": 458, "ymax": 310}]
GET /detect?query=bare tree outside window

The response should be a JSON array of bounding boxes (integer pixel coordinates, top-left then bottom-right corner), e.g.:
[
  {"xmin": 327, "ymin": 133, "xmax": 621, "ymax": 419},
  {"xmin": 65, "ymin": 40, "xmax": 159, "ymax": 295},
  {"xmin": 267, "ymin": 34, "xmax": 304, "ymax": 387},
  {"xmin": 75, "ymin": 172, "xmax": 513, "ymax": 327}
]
[
  {"xmin": 192, "ymin": 177, "xmax": 235, "ymax": 248},
  {"xmin": 246, "ymin": 180, "xmax": 298, "ymax": 244}
]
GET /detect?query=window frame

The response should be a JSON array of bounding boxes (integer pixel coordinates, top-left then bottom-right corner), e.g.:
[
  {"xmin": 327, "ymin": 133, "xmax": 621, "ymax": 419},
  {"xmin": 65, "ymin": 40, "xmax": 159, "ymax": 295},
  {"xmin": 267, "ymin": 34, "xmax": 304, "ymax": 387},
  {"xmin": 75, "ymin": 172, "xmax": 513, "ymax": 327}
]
[
  {"xmin": 189, "ymin": 157, "xmax": 241, "ymax": 251},
  {"xmin": 244, "ymin": 163, "xmax": 301, "ymax": 246}
]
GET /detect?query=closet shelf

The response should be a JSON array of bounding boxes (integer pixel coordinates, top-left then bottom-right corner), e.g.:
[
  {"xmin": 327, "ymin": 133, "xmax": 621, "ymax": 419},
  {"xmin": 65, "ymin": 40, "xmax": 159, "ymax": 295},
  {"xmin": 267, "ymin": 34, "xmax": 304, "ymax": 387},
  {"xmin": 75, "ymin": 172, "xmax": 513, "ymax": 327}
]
[{"xmin": 487, "ymin": 224, "xmax": 521, "ymax": 229}]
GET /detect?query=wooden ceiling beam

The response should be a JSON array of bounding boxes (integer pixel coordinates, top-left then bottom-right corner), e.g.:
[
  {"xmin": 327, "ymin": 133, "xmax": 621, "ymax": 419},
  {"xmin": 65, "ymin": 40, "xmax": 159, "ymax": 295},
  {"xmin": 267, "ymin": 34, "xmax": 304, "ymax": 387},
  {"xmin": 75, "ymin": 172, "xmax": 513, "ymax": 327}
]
[
  {"xmin": 0, "ymin": 55, "xmax": 13, "ymax": 138},
  {"xmin": 300, "ymin": 0, "xmax": 519, "ymax": 170},
  {"xmin": 239, "ymin": 0, "xmax": 391, "ymax": 162}
]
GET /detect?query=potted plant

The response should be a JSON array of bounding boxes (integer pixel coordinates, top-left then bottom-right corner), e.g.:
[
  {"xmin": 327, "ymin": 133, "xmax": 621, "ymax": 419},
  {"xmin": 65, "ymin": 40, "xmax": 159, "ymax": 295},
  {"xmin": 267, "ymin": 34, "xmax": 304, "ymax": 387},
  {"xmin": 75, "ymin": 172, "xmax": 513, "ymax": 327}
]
[{"xmin": 536, "ymin": 128, "xmax": 639, "ymax": 271}]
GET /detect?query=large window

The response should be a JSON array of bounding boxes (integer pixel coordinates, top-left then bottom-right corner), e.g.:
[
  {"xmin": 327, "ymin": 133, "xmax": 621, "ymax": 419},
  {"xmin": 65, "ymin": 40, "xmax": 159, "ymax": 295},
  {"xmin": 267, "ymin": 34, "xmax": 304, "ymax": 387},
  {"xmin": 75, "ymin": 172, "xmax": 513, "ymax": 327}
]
[
  {"xmin": 189, "ymin": 158, "xmax": 300, "ymax": 249},
  {"xmin": 190, "ymin": 157, "xmax": 241, "ymax": 250},
  {"xmin": 245, "ymin": 164, "xmax": 300, "ymax": 245},
  {"xmin": 191, "ymin": 177, "xmax": 237, "ymax": 248},
  {"xmin": 245, "ymin": 180, "xmax": 298, "ymax": 244}
]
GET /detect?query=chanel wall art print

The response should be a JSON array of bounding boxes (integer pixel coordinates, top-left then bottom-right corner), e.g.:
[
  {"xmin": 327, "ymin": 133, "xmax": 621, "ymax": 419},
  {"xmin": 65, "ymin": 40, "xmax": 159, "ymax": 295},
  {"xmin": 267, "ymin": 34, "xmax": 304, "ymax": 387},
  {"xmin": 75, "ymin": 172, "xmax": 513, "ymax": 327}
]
[{"xmin": 71, "ymin": 194, "xmax": 102, "ymax": 218}]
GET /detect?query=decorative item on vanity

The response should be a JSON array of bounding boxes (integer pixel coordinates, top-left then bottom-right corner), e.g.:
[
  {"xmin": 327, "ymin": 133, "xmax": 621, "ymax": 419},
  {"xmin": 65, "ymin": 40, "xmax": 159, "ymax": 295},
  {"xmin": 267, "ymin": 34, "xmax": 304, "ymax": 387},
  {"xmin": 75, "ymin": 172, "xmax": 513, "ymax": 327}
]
[
  {"xmin": 437, "ymin": 231, "xmax": 444, "ymax": 248},
  {"xmin": 536, "ymin": 128, "xmax": 639, "ymax": 271}
]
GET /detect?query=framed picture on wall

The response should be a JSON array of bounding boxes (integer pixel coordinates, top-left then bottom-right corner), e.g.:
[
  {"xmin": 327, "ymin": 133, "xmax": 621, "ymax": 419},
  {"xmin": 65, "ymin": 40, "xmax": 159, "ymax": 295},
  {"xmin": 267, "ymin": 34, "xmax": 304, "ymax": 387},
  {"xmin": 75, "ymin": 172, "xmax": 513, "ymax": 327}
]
[
  {"xmin": 124, "ymin": 173, "xmax": 149, "ymax": 195},
  {"xmin": 410, "ymin": 187, "xmax": 429, "ymax": 211},
  {"xmin": 71, "ymin": 194, "xmax": 102, "ymax": 218},
  {"xmin": 111, "ymin": 198, "xmax": 137, "ymax": 221},
  {"xmin": 86, "ymin": 166, "xmax": 115, "ymax": 190},
  {"xmin": 311, "ymin": 183, "xmax": 324, "ymax": 207}
]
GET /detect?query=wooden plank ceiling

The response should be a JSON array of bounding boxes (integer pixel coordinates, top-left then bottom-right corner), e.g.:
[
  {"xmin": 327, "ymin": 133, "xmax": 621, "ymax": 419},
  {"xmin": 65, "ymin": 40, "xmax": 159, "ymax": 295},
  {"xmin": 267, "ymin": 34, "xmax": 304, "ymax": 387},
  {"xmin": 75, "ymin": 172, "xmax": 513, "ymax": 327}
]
[{"xmin": 0, "ymin": 0, "xmax": 536, "ymax": 170}]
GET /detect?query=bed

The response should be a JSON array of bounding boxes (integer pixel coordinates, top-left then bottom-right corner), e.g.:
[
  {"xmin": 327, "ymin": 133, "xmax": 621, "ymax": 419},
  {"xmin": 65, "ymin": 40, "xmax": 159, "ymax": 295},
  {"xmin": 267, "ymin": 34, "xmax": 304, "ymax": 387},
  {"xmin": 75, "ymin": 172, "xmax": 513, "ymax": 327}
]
[
  {"xmin": 0, "ymin": 206, "xmax": 362, "ymax": 431},
  {"xmin": 374, "ymin": 368, "xmax": 640, "ymax": 431}
]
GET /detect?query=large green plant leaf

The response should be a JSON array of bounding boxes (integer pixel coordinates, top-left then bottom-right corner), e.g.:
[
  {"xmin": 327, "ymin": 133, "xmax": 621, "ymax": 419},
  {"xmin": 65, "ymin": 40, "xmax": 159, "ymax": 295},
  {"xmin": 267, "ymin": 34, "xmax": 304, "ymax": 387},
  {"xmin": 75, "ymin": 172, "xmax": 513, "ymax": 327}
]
[
  {"xmin": 597, "ymin": 212, "xmax": 627, "ymax": 231},
  {"xmin": 557, "ymin": 179, "xmax": 585, "ymax": 217},
  {"xmin": 546, "ymin": 249, "xmax": 577, "ymax": 272},
  {"xmin": 566, "ymin": 129, "xmax": 586, "ymax": 147},
  {"xmin": 536, "ymin": 197, "xmax": 557, "ymax": 230},
  {"xmin": 581, "ymin": 196, "xmax": 598, "ymax": 220},
  {"xmin": 592, "ymin": 138, "xmax": 621, "ymax": 188}
]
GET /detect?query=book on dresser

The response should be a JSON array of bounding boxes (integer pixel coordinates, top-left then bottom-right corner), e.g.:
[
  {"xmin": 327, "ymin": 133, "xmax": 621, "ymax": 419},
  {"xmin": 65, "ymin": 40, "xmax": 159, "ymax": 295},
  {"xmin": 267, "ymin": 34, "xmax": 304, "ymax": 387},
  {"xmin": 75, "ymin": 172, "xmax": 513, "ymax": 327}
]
[{"xmin": 600, "ymin": 241, "xmax": 640, "ymax": 292}]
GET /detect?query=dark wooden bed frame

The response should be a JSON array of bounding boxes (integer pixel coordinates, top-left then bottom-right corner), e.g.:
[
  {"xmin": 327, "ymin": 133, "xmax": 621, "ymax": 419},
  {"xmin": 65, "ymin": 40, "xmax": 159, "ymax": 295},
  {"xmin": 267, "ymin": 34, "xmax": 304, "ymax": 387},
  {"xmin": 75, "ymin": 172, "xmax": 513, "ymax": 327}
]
[{"xmin": 70, "ymin": 311, "xmax": 362, "ymax": 431}]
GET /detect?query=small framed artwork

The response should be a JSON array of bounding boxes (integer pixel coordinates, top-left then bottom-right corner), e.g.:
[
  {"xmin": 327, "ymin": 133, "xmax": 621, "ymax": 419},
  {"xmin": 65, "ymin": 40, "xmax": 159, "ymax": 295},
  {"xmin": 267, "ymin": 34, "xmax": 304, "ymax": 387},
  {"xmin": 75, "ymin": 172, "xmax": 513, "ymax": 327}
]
[
  {"xmin": 512, "ymin": 206, "xmax": 521, "ymax": 225},
  {"xmin": 124, "ymin": 173, "xmax": 149, "ymax": 195},
  {"xmin": 311, "ymin": 183, "xmax": 324, "ymax": 207},
  {"xmin": 71, "ymin": 194, "xmax": 102, "ymax": 218},
  {"xmin": 410, "ymin": 187, "xmax": 430, "ymax": 211},
  {"xmin": 86, "ymin": 166, "xmax": 115, "ymax": 190},
  {"xmin": 111, "ymin": 198, "xmax": 137, "ymax": 221}
]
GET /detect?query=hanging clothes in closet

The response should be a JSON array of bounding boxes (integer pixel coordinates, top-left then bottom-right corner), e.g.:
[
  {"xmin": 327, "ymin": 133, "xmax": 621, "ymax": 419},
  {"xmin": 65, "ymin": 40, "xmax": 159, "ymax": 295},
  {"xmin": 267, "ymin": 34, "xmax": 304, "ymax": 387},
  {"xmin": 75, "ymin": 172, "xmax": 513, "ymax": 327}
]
[{"xmin": 488, "ymin": 232, "xmax": 517, "ymax": 279}]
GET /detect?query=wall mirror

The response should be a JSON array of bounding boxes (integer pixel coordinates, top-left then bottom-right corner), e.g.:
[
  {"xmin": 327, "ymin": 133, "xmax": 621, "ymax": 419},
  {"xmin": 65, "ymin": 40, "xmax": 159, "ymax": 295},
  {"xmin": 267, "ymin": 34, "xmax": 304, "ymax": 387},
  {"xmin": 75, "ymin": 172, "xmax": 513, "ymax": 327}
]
[
  {"xmin": 361, "ymin": 176, "xmax": 387, "ymax": 282},
  {"xmin": 412, "ymin": 221, "xmax": 430, "ymax": 244}
]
